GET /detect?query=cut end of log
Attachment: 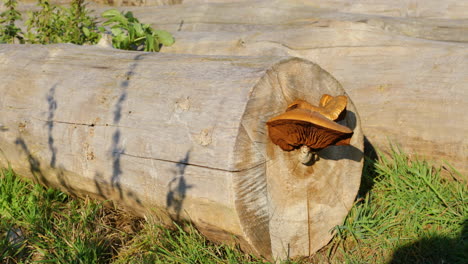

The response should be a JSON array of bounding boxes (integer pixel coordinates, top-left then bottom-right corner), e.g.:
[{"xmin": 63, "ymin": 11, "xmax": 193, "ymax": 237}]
[{"xmin": 233, "ymin": 58, "xmax": 364, "ymax": 260}]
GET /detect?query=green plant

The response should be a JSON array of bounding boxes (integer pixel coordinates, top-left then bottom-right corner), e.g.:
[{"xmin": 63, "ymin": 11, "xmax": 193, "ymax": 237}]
[
  {"xmin": 113, "ymin": 220, "xmax": 263, "ymax": 264},
  {"xmin": 312, "ymin": 147, "xmax": 467, "ymax": 263},
  {"xmin": 1, "ymin": 0, "xmax": 174, "ymax": 52},
  {"xmin": 0, "ymin": 168, "xmax": 135, "ymax": 263},
  {"xmin": 100, "ymin": 9, "xmax": 174, "ymax": 52},
  {"xmin": 25, "ymin": 0, "xmax": 100, "ymax": 45},
  {"xmin": 0, "ymin": 0, "xmax": 24, "ymax": 43}
]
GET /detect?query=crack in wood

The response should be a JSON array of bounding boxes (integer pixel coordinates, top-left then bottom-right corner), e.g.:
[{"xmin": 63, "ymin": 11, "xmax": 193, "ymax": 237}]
[
  {"xmin": 261, "ymin": 40, "xmax": 405, "ymax": 51},
  {"xmin": 31, "ymin": 117, "xmax": 126, "ymax": 128},
  {"xmin": 120, "ymin": 151, "xmax": 266, "ymax": 173},
  {"xmin": 30, "ymin": 117, "xmax": 266, "ymax": 172}
]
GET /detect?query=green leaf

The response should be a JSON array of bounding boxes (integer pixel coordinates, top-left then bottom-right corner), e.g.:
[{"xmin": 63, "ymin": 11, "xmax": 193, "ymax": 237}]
[
  {"xmin": 128, "ymin": 25, "xmax": 135, "ymax": 41},
  {"xmin": 111, "ymin": 27, "xmax": 123, "ymax": 37},
  {"xmin": 108, "ymin": 17, "xmax": 128, "ymax": 26},
  {"xmin": 121, "ymin": 38, "xmax": 130, "ymax": 49},
  {"xmin": 154, "ymin": 30, "xmax": 174, "ymax": 46},
  {"xmin": 132, "ymin": 22, "xmax": 144, "ymax": 36},
  {"xmin": 114, "ymin": 33, "xmax": 126, "ymax": 42},
  {"xmin": 124, "ymin": 11, "xmax": 136, "ymax": 21},
  {"xmin": 145, "ymin": 33, "xmax": 154, "ymax": 51},
  {"xmin": 82, "ymin": 27, "xmax": 90, "ymax": 37},
  {"xmin": 101, "ymin": 9, "xmax": 121, "ymax": 19},
  {"xmin": 153, "ymin": 36, "xmax": 160, "ymax": 52},
  {"xmin": 102, "ymin": 9, "xmax": 128, "ymax": 26}
]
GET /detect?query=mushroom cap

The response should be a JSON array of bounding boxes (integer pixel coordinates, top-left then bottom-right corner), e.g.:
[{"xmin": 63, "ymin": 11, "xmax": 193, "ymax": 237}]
[
  {"xmin": 319, "ymin": 94, "xmax": 334, "ymax": 108},
  {"xmin": 266, "ymin": 108, "xmax": 353, "ymax": 151},
  {"xmin": 286, "ymin": 95, "xmax": 348, "ymax": 121},
  {"xmin": 319, "ymin": 94, "xmax": 348, "ymax": 121},
  {"xmin": 286, "ymin": 99, "xmax": 322, "ymax": 113}
]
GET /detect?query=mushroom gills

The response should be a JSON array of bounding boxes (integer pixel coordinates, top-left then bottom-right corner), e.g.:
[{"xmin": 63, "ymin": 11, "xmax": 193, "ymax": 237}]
[
  {"xmin": 267, "ymin": 116, "xmax": 353, "ymax": 151},
  {"xmin": 266, "ymin": 95, "xmax": 353, "ymax": 157}
]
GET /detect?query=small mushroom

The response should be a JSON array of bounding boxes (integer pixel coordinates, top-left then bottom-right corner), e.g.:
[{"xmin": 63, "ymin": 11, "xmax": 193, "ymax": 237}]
[
  {"xmin": 286, "ymin": 94, "xmax": 348, "ymax": 121},
  {"xmin": 319, "ymin": 94, "xmax": 348, "ymax": 121},
  {"xmin": 286, "ymin": 99, "xmax": 322, "ymax": 113},
  {"xmin": 266, "ymin": 95, "xmax": 353, "ymax": 163}
]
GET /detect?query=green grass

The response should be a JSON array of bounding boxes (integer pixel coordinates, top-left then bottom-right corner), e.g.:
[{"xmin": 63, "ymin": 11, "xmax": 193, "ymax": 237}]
[
  {"xmin": 310, "ymin": 147, "xmax": 467, "ymax": 263},
  {"xmin": 0, "ymin": 167, "xmax": 137, "ymax": 263},
  {"xmin": 111, "ymin": 219, "xmax": 262, "ymax": 264},
  {"xmin": 1, "ymin": 147, "xmax": 466, "ymax": 263}
]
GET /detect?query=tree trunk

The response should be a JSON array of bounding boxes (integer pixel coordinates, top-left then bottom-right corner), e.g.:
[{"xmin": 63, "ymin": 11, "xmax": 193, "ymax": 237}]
[
  {"xmin": 112, "ymin": 0, "xmax": 468, "ymax": 176},
  {"xmin": 0, "ymin": 44, "xmax": 363, "ymax": 260}
]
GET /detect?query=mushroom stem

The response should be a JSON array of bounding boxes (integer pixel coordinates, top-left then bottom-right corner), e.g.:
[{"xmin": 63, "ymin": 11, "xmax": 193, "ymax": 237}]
[{"xmin": 299, "ymin": 145, "xmax": 315, "ymax": 165}]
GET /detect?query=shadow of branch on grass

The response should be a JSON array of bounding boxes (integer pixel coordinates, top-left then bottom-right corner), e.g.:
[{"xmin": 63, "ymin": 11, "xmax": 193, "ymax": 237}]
[{"xmin": 389, "ymin": 220, "xmax": 467, "ymax": 264}]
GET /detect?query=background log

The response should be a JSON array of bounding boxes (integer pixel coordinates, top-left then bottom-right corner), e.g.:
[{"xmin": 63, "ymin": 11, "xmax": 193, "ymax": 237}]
[
  {"xmin": 15, "ymin": 0, "xmax": 467, "ymax": 17},
  {"xmin": 0, "ymin": 44, "xmax": 363, "ymax": 260},
  {"xmin": 98, "ymin": 0, "xmax": 467, "ymax": 176}
]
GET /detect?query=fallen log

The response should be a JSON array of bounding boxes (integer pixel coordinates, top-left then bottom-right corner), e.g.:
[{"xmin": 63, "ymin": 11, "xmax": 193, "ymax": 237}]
[
  {"xmin": 110, "ymin": 0, "xmax": 468, "ymax": 176},
  {"xmin": 43, "ymin": 0, "xmax": 468, "ymax": 19},
  {"xmin": 0, "ymin": 44, "xmax": 363, "ymax": 260}
]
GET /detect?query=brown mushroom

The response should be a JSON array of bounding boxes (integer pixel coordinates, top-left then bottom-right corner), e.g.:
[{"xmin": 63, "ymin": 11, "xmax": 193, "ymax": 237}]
[
  {"xmin": 267, "ymin": 108, "xmax": 353, "ymax": 152},
  {"xmin": 286, "ymin": 95, "xmax": 348, "ymax": 121},
  {"xmin": 266, "ymin": 95, "xmax": 353, "ymax": 164},
  {"xmin": 319, "ymin": 94, "xmax": 334, "ymax": 107},
  {"xmin": 286, "ymin": 99, "xmax": 322, "ymax": 113},
  {"xmin": 319, "ymin": 94, "xmax": 348, "ymax": 121}
]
